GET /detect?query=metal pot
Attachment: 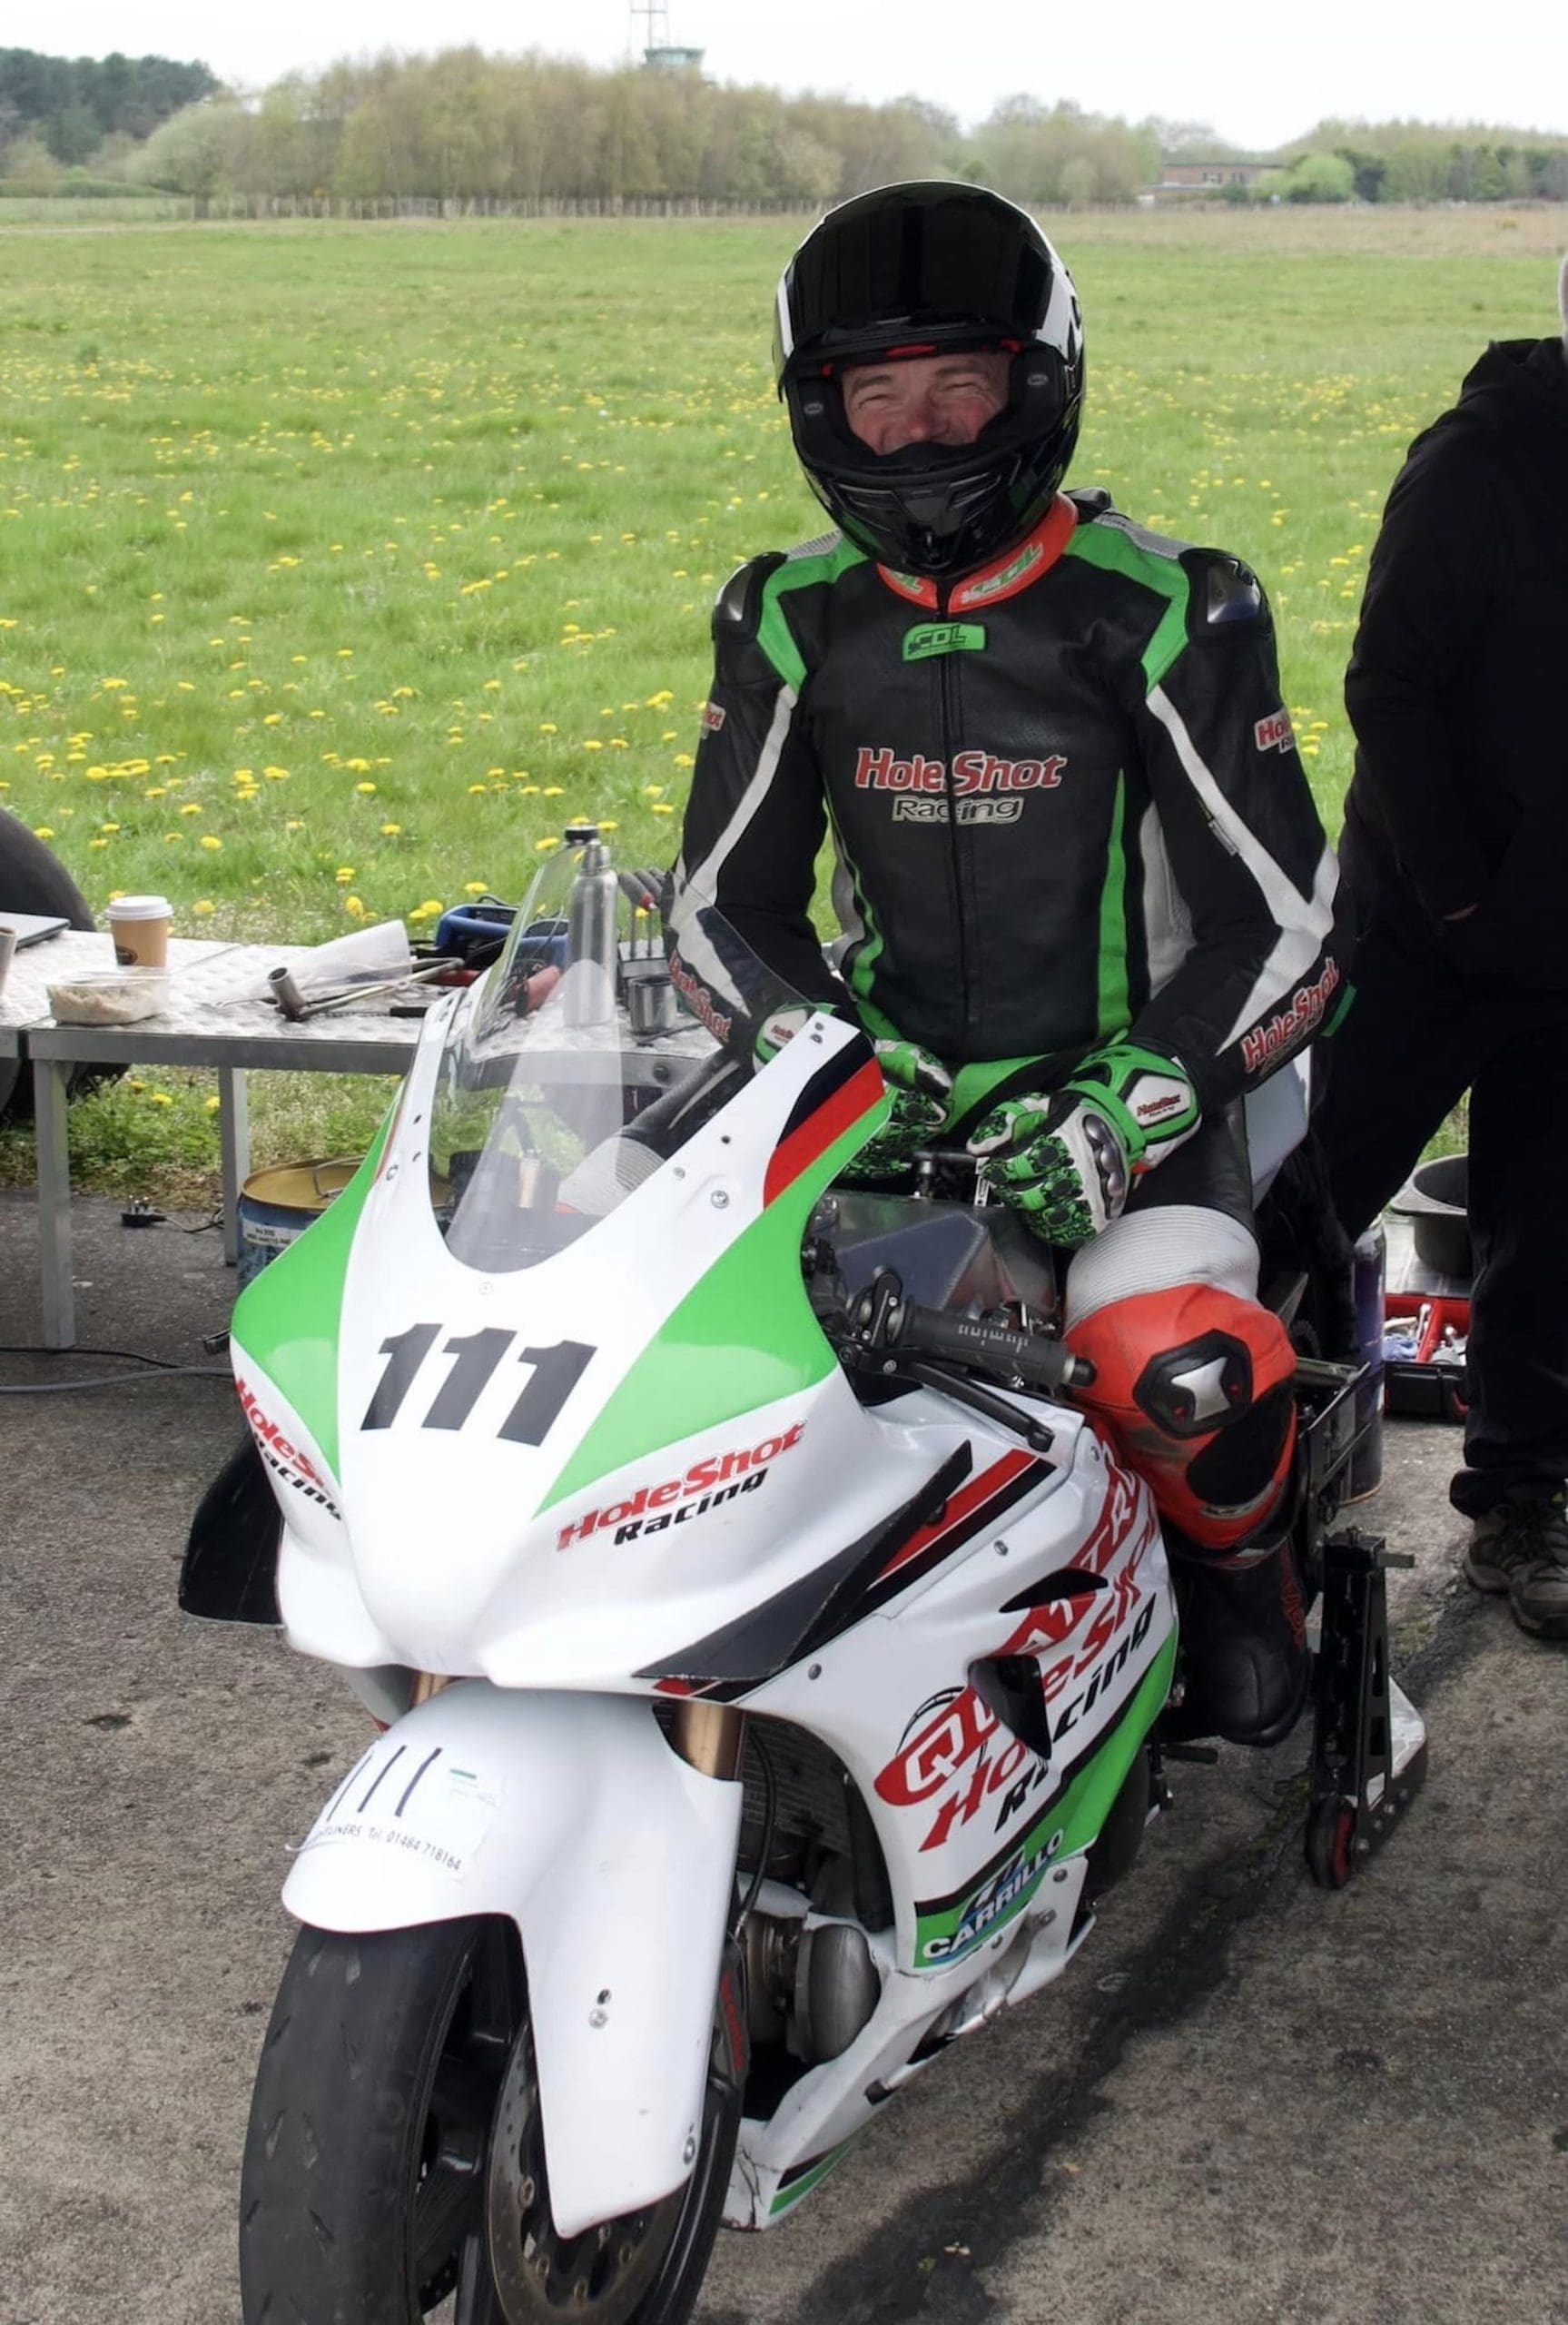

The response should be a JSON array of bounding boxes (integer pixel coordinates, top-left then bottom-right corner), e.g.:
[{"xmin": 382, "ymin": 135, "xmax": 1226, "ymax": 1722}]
[{"xmin": 1389, "ymin": 1154, "xmax": 1471, "ymax": 1281}]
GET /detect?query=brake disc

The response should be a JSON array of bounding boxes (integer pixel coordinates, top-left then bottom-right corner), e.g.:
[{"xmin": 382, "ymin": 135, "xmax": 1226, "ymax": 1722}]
[{"xmin": 485, "ymin": 2026, "xmax": 687, "ymax": 2322}]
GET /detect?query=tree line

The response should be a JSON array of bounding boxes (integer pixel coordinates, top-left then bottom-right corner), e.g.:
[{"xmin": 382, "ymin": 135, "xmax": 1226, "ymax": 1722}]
[
  {"xmin": 3, "ymin": 45, "xmax": 1567, "ymax": 211},
  {"xmin": 0, "ymin": 47, "xmax": 215, "ymax": 172},
  {"xmin": 117, "ymin": 61, "xmax": 1168, "ymax": 213}
]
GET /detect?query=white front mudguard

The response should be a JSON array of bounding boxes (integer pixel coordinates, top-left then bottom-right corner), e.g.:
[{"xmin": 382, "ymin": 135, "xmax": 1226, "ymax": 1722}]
[{"xmin": 282, "ymin": 1684, "xmax": 742, "ymax": 2239}]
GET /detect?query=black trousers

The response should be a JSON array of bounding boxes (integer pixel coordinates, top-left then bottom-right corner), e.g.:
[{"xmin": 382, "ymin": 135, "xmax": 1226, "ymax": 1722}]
[{"xmin": 1317, "ymin": 916, "xmax": 1568, "ymax": 1514}]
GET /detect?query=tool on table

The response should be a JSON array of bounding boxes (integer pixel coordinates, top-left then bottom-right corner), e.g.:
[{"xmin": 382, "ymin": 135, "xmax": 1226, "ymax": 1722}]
[{"xmin": 267, "ymin": 958, "xmax": 458, "ymax": 1023}]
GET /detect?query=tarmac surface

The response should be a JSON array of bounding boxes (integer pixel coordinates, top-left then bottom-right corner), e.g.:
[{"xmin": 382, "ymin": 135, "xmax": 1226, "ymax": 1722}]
[{"xmin": 1, "ymin": 1189, "xmax": 1564, "ymax": 2325}]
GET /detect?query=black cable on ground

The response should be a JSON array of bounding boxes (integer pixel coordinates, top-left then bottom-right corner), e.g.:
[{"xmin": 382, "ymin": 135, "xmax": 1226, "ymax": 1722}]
[
  {"xmin": 0, "ymin": 1341, "xmax": 197, "ymax": 1368},
  {"xmin": 0, "ymin": 1365, "xmax": 232, "ymax": 1393}
]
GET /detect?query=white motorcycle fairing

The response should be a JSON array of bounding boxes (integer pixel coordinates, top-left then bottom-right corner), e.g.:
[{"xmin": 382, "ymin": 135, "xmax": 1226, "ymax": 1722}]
[
  {"xmin": 281, "ymin": 1680, "xmax": 742, "ymax": 2240},
  {"xmin": 242, "ymin": 999, "xmax": 941, "ymax": 1690}
]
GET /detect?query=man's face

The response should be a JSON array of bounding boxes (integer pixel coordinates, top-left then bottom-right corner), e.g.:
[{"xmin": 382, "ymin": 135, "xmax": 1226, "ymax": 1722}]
[{"xmin": 841, "ymin": 348, "xmax": 1011, "ymax": 456}]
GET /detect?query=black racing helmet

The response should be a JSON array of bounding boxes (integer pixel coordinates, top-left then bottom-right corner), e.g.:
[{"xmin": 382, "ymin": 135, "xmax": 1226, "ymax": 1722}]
[{"xmin": 774, "ymin": 181, "xmax": 1084, "ymax": 579}]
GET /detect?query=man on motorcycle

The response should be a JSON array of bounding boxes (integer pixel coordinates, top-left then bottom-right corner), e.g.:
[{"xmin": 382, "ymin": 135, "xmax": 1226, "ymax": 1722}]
[{"xmin": 667, "ymin": 181, "xmax": 1346, "ymax": 1747}]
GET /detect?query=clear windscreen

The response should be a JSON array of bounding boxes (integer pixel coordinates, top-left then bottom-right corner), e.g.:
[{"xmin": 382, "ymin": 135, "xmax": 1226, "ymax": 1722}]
[{"xmin": 427, "ymin": 837, "xmax": 724, "ymax": 1273}]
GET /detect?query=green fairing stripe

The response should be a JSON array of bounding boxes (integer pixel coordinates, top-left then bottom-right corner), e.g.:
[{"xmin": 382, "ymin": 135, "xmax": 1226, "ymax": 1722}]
[
  {"xmin": 913, "ymin": 1631, "xmax": 1177, "ymax": 1969},
  {"xmin": 230, "ymin": 1110, "xmax": 395, "ymax": 1479},
  {"xmin": 538, "ymin": 1083, "xmax": 890, "ymax": 1513},
  {"xmin": 1065, "ymin": 525, "xmax": 1189, "ymax": 692},
  {"xmin": 1096, "ymin": 770, "xmax": 1130, "ymax": 1041},
  {"xmin": 755, "ymin": 538, "xmax": 868, "ymax": 692},
  {"xmin": 769, "ymin": 2138, "xmax": 858, "ymax": 2214}
]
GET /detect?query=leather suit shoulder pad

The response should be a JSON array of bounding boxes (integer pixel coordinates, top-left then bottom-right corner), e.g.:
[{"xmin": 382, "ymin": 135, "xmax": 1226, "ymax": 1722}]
[
  {"xmin": 1185, "ymin": 549, "xmax": 1268, "ymax": 636},
  {"xmin": 713, "ymin": 551, "xmax": 787, "ymax": 638}
]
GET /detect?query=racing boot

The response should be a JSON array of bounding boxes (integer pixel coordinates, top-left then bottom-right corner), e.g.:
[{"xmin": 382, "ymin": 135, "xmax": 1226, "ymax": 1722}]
[
  {"xmin": 1464, "ymin": 1485, "xmax": 1568, "ymax": 1639},
  {"xmin": 1165, "ymin": 1515, "xmax": 1311, "ymax": 1747}
]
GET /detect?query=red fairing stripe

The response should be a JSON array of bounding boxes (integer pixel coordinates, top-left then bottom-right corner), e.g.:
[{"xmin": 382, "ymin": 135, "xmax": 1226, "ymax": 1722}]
[
  {"xmin": 873, "ymin": 1448, "xmax": 1040, "ymax": 1585},
  {"xmin": 764, "ymin": 1058, "xmax": 886, "ymax": 1207}
]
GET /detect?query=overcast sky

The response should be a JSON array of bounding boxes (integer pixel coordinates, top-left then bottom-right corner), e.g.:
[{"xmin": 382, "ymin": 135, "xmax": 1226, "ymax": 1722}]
[{"xmin": 27, "ymin": 0, "xmax": 1568, "ymax": 151}]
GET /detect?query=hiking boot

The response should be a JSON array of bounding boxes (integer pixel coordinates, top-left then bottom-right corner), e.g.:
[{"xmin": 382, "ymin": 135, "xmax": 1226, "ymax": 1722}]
[
  {"xmin": 1464, "ymin": 1489, "xmax": 1568, "ymax": 1640},
  {"xmin": 1166, "ymin": 1527, "xmax": 1312, "ymax": 1747}
]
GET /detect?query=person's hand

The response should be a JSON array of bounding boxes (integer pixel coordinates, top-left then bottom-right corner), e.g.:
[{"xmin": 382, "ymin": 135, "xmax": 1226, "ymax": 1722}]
[
  {"xmin": 853, "ymin": 1037, "xmax": 953, "ymax": 1176},
  {"xmin": 968, "ymin": 1088, "xmax": 1130, "ymax": 1244},
  {"xmin": 969, "ymin": 1044, "xmax": 1198, "ymax": 1246}
]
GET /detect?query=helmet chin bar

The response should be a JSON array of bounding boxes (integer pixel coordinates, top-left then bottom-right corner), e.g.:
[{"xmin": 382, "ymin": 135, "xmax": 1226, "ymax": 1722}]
[{"xmin": 785, "ymin": 350, "xmax": 1080, "ymax": 581}]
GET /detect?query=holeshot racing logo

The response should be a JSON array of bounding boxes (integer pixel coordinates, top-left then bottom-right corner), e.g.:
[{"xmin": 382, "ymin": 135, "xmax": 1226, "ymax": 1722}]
[
  {"xmin": 1239, "ymin": 956, "xmax": 1341, "ymax": 1076},
  {"xmin": 238, "ymin": 1375, "xmax": 340, "ymax": 1519},
  {"xmin": 666, "ymin": 949, "xmax": 733, "ymax": 1044},
  {"xmin": 557, "ymin": 1422, "xmax": 805, "ymax": 1548},
  {"xmin": 852, "ymin": 746, "xmax": 1066, "ymax": 826}
]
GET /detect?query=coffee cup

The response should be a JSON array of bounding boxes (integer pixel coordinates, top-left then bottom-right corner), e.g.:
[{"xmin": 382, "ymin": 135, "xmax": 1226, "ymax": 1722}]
[{"xmin": 108, "ymin": 894, "xmax": 173, "ymax": 969}]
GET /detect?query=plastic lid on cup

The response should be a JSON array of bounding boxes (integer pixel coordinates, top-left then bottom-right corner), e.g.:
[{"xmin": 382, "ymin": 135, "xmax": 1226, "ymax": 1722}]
[{"xmin": 107, "ymin": 895, "xmax": 173, "ymax": 921}]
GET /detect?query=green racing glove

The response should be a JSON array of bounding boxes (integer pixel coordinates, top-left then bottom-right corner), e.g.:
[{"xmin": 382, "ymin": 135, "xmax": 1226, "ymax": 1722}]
[
  {"xmin": 853, "ymin": 1037, "xmax": 954, "ymax": 1178},
  {"xmin": 968, "ymin": 1043, "xmax": 1199, "ymax": 1246}
]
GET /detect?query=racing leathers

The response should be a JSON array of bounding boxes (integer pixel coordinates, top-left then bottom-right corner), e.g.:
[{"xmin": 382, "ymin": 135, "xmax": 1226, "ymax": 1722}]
[{"xmin": 668, "ymin": 488, "xmax": 1346, "ymax": 1745}]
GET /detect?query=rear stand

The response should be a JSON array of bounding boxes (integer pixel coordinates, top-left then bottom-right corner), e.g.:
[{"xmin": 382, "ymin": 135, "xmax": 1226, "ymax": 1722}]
[{"xmin": 1306, "ymin": 1529, "xmax": 1428, "ymax": 1887}]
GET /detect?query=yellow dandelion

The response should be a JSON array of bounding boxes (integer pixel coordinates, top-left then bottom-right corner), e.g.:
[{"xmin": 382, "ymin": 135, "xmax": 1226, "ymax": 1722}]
[
  {"xmin": 193, "ymin": 900, "xmax": 215, "ymax": 916},
  {"xmin": 380, "ymin": 822, "xmax": 402, "ymax": 836},
  {"xmin": 355, "ymin": 782, "xmax": 377, "ymax": 796},
  {"xmin": 200, "ymin": 836, "xmax": 222, "ymax": 851},
  {"xmin": 534, "ymin": 836, "xmax": 562, "ymax": 853},
  {"xmin": 464, "ymin": 881, "xmax": 488, "ymax": 896},
  {"xmin": 335, "ymin": 866, "xmax": 356, "ymax": 884}
]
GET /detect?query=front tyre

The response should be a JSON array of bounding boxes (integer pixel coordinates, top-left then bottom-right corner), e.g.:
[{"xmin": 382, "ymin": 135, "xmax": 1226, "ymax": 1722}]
[{"xmin": 239, "ymin": 1917, "xmax": 743, "ymax": 2325}]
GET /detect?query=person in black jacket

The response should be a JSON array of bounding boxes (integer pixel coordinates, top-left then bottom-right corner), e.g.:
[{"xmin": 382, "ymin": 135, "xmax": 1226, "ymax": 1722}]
[
  {"xmin": 1317, "ymin": 261, "xmax": 1568, "ymax": 1642},
  {"xmin": 669, "ymin": 182, "xmax": 1350, "ymax": 1741}
]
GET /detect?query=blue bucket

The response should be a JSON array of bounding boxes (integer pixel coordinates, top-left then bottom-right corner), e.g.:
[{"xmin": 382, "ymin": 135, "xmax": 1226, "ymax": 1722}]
[{"xmin": 236, "ymin": 1158, "xmax": 360, "ymax": 1290}]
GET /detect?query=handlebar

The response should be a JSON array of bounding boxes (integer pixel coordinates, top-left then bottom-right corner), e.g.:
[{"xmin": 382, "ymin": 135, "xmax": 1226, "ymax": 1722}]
[{"xmin": 843, "ymin": 1274, "xmax": 1095, "ymax": 1396}]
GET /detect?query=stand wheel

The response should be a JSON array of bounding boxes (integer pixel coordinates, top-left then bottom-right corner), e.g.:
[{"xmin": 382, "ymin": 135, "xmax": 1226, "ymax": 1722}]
[{"xmin": 1306, "ymin": 1799, "xmax": 1356, "ymax": 1889}]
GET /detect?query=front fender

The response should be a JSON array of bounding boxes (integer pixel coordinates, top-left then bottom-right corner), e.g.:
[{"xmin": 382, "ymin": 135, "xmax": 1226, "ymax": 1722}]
[{"xmin": 282, "ymin": 1684, "xmax": 742, "ymax": 2238}]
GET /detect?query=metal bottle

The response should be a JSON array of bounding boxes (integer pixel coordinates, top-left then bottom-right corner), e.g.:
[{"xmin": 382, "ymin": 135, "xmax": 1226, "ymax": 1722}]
[{"xmin": 565, "ymin": 836, "xmax": 619, "ymax": 1026}]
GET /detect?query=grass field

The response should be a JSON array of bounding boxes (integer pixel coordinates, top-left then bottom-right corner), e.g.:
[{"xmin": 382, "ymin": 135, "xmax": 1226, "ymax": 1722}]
[{"xmin": 1, "ymin": 203, "xmax": 1560, "ymax": 1192}]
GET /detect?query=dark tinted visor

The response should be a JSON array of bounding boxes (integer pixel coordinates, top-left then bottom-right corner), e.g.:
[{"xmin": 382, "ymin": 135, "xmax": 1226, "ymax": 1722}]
[{"xmin": 785, "ymin": 184, "xmax": 1051, "ymax": 369}]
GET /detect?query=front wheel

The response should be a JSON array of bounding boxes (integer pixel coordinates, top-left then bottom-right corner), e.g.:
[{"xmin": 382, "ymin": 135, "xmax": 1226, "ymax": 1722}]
[{"xmin": 239, "ymin": 1916, "xmax": 743, "ymax": 2325}]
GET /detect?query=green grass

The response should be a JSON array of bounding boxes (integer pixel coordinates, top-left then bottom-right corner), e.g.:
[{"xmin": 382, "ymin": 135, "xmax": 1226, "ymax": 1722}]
[{"xmin": 0, "ymin": 203, "xmax": 1559, "ymax": 1192}]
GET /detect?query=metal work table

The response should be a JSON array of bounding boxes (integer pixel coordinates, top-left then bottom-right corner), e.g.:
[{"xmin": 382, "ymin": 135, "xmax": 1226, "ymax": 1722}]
[{"xmin": 3, "ymin": 933, "xmax": 419, "ymax": 1348}]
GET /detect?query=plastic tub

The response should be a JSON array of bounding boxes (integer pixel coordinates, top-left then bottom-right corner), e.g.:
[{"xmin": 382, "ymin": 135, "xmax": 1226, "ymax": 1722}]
[{"xmin": 46, "ymin": 968, "xmax": 171, "ymax": 1025}]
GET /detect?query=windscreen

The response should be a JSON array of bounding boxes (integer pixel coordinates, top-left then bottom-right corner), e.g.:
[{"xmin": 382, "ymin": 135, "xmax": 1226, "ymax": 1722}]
[{"xmin": 426, "ymin": 838, "xmax": 715, "ymax": 1273}]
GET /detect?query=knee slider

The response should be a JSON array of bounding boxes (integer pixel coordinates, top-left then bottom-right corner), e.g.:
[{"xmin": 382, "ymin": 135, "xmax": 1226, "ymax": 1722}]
[{"xmin": 1067, "ymin": 1282, "xmax": 1296, "ymax": 1549}]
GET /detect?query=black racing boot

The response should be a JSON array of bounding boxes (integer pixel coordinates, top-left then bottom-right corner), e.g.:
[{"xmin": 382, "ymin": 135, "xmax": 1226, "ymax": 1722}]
[{"xmin": 1165, "ymin": 1521, "xmax": 1312, "ymax": 1747}]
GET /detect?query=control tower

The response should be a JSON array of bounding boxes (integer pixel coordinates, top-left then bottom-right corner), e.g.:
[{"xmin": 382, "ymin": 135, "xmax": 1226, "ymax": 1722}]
[{"xmin": 632, "ymin": 0, "xmax": 704, "ymax": 70}]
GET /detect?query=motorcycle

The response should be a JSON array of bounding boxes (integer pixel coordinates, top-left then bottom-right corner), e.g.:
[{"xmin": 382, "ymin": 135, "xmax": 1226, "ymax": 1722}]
[{"xmin": 184, "ymin": 828, "xmax": 1426, "ymax": 2324}]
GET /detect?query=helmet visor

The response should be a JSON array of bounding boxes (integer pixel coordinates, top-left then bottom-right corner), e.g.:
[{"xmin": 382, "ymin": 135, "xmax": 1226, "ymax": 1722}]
[{"xmin": 780, "ymin": 183, "xmax": 1054, "ymax": 376}]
